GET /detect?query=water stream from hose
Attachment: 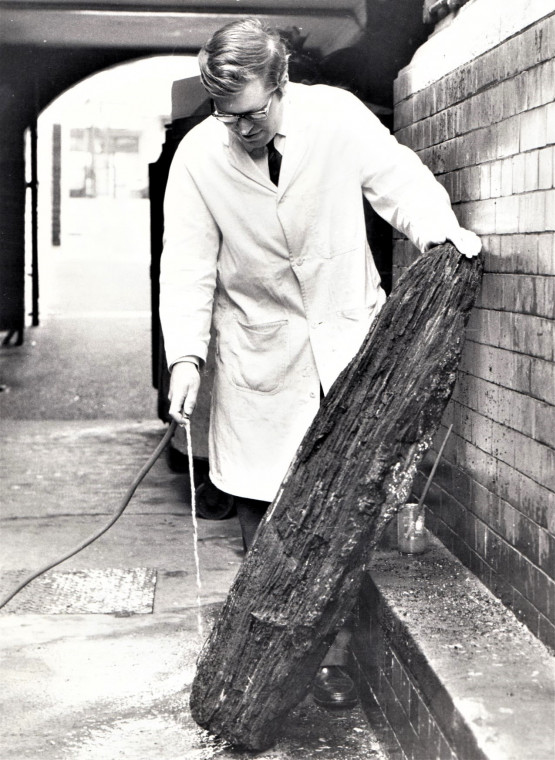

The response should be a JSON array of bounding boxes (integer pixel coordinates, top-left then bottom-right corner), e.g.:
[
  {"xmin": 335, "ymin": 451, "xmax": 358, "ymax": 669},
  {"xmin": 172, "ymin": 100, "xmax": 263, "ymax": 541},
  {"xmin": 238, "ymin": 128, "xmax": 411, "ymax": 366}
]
[{"xmin": 183, "ymin": 419, "xmax": 204, "ymax": 639}]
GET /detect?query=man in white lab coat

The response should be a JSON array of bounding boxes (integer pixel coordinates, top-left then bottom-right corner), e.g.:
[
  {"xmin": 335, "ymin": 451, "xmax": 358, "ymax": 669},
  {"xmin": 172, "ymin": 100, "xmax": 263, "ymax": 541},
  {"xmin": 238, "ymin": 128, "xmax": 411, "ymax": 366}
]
[{"xmin": 160, "ymin": 17, "xmax": 480, "ymax": 709}]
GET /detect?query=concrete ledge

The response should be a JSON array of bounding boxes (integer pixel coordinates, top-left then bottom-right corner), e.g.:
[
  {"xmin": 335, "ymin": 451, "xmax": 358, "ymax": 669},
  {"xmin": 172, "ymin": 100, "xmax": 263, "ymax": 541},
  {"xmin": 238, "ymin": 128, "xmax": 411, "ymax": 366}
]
[{"xmin": 351, "ymin": 535, "xmax": 555, "ymax": 760}]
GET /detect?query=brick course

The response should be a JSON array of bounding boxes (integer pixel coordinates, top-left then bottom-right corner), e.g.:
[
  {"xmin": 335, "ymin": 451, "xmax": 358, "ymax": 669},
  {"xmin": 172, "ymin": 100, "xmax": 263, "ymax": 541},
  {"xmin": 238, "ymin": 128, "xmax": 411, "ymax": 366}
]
[{"xmin": 393, "ymin": 7, "xmax": 555, "ymax": 648}]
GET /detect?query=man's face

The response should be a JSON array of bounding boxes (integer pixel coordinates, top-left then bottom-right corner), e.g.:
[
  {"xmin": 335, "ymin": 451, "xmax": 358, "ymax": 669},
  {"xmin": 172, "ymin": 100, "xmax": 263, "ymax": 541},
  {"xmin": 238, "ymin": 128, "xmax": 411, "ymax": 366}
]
[{"xmin": 214, "ymin": 76, "xmax": 283, "ymax": 153}]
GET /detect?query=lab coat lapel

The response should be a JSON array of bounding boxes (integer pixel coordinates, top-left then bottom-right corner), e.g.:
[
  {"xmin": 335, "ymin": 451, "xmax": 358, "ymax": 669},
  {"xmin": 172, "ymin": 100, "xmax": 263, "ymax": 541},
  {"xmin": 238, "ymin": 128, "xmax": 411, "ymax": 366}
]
[
  {"xmin": 275, "ymin": 88, "xmax": 310, "ymax": 200},
  {"xmin": 225, "ymin": 133, "xmax": 276, "ymax": 192}
]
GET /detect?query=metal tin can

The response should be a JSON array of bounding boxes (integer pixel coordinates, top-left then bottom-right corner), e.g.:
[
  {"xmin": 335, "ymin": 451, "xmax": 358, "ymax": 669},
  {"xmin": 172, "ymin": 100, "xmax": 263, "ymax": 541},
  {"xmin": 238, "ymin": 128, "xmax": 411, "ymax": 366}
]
[{"xmin": 397, "ymin": 502, "xmax": 428, "ymax": 554}]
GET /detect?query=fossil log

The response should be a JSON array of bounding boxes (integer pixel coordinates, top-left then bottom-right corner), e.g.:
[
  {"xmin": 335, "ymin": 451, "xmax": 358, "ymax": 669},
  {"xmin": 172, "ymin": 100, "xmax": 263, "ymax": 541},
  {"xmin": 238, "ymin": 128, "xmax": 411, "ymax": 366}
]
[{"xmin": 190, "ymin": 243, "xmax": 483, "ymax": 750}]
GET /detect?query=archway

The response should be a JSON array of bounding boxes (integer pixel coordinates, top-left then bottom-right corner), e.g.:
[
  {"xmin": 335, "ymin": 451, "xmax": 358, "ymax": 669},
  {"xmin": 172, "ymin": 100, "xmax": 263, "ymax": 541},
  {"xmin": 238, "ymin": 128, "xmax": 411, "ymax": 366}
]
[{"xmin": 12, "ymin": 56, "xmax": 199, "ymax": 419}]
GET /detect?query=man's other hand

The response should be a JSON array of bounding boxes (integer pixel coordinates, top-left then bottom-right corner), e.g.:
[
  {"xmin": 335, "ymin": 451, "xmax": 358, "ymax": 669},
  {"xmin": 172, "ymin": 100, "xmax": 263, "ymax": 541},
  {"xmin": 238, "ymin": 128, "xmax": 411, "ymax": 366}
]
[{"xmin": 169, "ymin": 361, "xmax": 201, "ymax": 424}]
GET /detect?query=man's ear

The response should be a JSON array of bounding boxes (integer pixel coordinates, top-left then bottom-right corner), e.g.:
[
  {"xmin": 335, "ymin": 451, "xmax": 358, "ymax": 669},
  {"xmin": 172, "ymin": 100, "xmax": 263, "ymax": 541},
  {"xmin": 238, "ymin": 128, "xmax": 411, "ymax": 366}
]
[{"xmin": 277, "ymin": 72, "xmax": 289, "ymax": 93}]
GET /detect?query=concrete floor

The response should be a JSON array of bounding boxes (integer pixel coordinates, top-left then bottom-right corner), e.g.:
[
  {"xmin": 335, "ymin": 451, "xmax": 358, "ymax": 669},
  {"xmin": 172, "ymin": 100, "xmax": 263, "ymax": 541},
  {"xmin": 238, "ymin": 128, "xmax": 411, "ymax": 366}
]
[{"xmin": 0, "ymin": 198, "xmax": 387, "ymax": 759}]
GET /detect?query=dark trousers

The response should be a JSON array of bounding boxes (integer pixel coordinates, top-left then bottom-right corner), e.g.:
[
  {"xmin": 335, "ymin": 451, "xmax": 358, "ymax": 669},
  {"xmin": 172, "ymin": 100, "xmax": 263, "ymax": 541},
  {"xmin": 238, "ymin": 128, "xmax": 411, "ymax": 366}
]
[{"xmin": 234, "ymin": 495, "xmax": 270, "ymax": 552}]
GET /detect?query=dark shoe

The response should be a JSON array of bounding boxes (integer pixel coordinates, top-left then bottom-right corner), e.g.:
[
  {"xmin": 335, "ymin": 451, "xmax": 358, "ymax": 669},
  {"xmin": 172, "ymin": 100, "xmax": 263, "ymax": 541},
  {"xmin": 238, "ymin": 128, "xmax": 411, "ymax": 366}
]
[
  {"xmin": 312, "ymin": 666, "xmax": 358, "ymax": 710},
  {"xmin": 195, "ymin": 480, "xmax": 235, "ymax": 520}
]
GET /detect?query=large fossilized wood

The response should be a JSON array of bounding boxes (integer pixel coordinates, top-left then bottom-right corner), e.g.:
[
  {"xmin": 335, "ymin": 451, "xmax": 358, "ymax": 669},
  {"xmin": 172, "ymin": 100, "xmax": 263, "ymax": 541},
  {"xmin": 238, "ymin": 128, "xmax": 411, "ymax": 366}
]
[{"xmin": 190, "ymin": 243, "xmax": 483, "ymax": 750}]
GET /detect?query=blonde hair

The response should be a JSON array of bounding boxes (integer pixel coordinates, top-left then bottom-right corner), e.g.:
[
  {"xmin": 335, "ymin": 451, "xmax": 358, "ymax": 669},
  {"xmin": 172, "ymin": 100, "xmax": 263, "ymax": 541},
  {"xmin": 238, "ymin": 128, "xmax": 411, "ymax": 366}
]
[{"xmin": 198, "ymin": 17, "xmax": 289, "ymax": 98}]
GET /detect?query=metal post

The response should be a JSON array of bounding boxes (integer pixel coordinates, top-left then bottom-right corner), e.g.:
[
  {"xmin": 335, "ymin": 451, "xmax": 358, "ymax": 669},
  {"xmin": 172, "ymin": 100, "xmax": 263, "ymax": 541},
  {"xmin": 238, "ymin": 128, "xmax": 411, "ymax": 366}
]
[
  {"xmin": 51, "ymin": 123, "xmax": 61, "ymax": 247},
  {"xmin": 29, "ymin": 120, "xmax": 39, "ymax": 327}
]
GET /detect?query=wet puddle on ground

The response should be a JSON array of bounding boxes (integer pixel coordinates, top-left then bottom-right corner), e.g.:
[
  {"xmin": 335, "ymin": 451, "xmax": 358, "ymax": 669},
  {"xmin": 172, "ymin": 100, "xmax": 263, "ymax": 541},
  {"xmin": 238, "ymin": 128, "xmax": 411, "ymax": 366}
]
[{"xmin": 63, "ymin": 699, "xmax": 386, "ymax": 760}]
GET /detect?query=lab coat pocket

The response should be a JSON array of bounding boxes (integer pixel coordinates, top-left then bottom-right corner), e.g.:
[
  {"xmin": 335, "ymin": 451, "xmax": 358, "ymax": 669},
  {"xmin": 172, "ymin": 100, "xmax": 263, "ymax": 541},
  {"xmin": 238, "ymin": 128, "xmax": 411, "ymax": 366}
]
[
  {"xmin": 338, "ymin": 305, "xmax": 374, "ymax": 322},
  {"xmin": 221, "ymin": 319, "xmax": 288, "ymax": 394},
  {"xmin": 338, "ymin": 286, "xmax": 385, "ymax": 324}
]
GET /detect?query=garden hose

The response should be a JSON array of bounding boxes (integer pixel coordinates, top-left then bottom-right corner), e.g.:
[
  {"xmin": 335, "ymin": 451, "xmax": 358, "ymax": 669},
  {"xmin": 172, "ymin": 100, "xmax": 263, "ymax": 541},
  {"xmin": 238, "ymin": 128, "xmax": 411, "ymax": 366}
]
[{"xmin": 0, "ymin": 420, "xmax": 178, "ymax": 611}]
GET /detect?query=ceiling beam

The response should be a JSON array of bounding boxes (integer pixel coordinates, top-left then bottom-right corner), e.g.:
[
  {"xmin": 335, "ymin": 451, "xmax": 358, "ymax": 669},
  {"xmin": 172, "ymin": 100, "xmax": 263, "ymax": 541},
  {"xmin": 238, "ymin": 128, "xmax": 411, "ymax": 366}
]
[{"xmin": 0, "ymin": 2, "xmax": 367, "ymax": 55}]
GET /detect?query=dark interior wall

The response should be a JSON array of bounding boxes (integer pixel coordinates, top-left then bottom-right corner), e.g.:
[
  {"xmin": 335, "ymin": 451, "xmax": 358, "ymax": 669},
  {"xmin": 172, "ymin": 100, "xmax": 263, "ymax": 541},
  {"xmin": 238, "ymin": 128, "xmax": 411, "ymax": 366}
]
[
  {"xmin": 1, "ymin": 44, "xmax": 193, "ymax": 119},
  {"xmin": 320, "ymin": 0, "xmax": 430, "ymax": 107}
]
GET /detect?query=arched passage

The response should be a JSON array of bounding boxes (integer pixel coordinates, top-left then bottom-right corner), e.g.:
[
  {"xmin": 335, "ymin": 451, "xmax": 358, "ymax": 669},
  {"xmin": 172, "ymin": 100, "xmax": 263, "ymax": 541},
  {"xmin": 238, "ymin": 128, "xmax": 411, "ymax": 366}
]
[{"xmin": 11, "ymin": 56, "xmax": 197, "ymax": 419}]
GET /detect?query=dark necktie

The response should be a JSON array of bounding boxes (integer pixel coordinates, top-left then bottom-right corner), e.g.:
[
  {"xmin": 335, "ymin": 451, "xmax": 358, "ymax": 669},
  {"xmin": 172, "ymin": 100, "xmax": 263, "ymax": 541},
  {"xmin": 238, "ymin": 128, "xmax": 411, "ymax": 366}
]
[{"xmin": 267, "ymin": 138, "xmax": 282, "ymax": 186}]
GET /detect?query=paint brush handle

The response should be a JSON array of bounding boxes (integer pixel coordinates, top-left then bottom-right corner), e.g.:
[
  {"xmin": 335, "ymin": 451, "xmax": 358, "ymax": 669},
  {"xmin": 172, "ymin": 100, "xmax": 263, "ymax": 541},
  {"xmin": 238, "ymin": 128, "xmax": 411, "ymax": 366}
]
[{"xmin": 416, "ymin": 423, "xmax": 453, "ymax": 513}]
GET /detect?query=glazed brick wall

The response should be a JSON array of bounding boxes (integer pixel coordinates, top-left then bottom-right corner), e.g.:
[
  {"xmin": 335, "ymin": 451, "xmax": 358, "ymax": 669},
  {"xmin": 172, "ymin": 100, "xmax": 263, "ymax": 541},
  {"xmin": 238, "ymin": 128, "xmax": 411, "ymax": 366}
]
[
  {"xmin": 353, "ymin": 575, "xmax": 460, "ymax": 760},
  {"xmin": 392, "ymin": 11, "xmax": 555, "ymax": 649}
]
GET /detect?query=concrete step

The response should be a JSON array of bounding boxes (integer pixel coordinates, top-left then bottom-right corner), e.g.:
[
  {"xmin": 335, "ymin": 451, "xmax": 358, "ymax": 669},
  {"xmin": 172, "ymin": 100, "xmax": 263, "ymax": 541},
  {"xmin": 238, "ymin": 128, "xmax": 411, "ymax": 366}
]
[{"xmin": 351, "ymin": 535, "xmax": 555, "ymax": 760}]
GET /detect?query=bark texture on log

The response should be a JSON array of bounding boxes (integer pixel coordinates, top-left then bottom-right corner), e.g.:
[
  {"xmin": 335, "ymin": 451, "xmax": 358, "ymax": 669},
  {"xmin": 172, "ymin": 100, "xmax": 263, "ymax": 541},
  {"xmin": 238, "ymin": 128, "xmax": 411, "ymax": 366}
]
[{"xmin": 190, "ymin": 244, "xmax": 483, "ymax": 750}]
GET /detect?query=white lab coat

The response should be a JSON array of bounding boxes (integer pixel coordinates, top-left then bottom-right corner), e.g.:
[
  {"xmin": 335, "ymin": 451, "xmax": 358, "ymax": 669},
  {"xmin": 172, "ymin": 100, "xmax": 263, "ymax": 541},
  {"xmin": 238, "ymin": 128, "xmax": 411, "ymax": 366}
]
[{"xmin": 160, "ymin": 83, "xmax": 462, "ymax": 501}]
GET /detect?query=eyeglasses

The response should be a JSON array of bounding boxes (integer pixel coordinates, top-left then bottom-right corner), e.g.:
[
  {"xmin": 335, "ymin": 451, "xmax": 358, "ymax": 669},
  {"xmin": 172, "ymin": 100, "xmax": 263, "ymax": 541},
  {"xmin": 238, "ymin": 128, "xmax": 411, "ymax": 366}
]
[{"xmin": 212, "ymin": 93, "xmax": 274, "ymax": 125}]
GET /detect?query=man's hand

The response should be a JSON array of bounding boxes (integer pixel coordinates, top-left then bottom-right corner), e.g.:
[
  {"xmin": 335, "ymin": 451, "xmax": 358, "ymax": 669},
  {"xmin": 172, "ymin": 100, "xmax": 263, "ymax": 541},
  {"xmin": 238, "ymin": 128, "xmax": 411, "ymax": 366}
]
[
  {"xmin": 168, "ymin": 361, "xmax": 201, "ymax": 425},
  {"xmin": 447, "ymin": 228, "xmax": 482, "ymax": 258}
]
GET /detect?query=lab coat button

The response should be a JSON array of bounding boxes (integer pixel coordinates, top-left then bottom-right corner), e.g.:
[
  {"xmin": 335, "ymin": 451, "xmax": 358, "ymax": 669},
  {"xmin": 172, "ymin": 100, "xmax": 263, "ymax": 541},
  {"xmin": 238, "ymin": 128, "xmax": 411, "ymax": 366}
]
[{"xmin": 310, "ymin": 391, "xmax": 316, "ymax": 398}]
